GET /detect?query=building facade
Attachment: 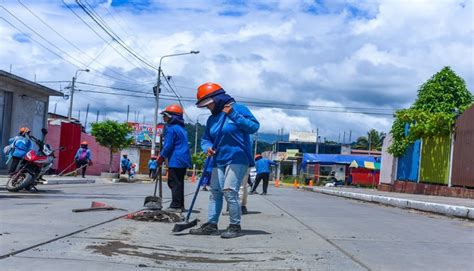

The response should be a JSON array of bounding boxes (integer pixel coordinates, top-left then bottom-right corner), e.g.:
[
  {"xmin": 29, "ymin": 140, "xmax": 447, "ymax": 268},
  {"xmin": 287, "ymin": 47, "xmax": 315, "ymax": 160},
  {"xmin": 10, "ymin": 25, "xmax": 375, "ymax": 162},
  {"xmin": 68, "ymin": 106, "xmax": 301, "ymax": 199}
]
[{"xmin": 0, "ymin": 71, "xmax": 62, "ymax": 170}]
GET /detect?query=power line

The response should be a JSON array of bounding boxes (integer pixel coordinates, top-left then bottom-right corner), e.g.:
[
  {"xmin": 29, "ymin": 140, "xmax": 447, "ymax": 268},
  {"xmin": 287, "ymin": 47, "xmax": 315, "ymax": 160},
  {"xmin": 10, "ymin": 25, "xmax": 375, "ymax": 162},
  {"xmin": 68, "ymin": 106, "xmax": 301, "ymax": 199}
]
[
  {"xmin": 76, "ymin": 89, "xmax": 395, "ymax": 116},
  {"xmin": 63, "ymin": 1, "xmax": 155, "ymax": 81},
  {"xmin": 16, "ymin": 0, "xmax": 140, "ymax": 84},
  {"xmin": 75, "ymin": 0, "xmax": 157, "ymax": 70}
]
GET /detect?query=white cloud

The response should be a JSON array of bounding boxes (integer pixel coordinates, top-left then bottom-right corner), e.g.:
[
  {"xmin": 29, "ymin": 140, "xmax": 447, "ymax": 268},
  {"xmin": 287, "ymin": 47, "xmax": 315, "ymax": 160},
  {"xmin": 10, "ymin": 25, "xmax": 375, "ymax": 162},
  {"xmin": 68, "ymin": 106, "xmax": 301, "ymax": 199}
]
[{"xmin": 0, "ymin": 0, "xmax": 472, "ymax": 141}]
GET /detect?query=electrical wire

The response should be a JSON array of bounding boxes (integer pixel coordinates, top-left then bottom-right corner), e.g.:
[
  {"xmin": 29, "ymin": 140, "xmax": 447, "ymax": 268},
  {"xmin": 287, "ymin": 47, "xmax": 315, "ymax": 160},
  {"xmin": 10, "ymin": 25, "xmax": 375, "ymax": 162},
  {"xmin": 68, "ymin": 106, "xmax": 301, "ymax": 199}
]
[
  {"xmin": 75, "ymin": 0, "xmax": 157, "ymax": 70},
  {"xmin": 63, "ymin": 1, "xmax": 155, "ymax": 81},
  {"xmin": 16, "ymin": 0, "xmax": 141, "ymax": 84}
]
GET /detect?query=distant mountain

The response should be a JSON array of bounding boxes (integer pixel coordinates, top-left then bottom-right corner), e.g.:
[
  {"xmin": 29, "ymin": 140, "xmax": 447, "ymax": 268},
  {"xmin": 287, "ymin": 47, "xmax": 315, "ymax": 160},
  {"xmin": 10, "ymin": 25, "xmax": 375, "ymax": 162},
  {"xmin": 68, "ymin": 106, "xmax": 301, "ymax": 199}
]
[{"xmin": 255, "ymin": 133, "xmax": 288, "ymax": 143}]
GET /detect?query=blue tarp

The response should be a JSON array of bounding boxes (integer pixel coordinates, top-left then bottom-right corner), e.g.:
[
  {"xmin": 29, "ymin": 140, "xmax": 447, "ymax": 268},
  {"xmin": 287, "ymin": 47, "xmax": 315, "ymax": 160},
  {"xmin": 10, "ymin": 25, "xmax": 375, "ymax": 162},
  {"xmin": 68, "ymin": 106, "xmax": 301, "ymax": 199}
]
[{"xmin": 301, "ymin": 153, "xmax": 379, "ymax": 170}]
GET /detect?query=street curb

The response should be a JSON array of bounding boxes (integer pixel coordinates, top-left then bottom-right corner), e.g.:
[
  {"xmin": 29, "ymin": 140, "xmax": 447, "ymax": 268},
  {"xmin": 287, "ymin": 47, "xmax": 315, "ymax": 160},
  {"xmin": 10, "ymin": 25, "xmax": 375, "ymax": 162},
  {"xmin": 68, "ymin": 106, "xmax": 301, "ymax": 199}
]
[
  {"xmin": 42, "ymin": 179, "xmax": 95, "ymax": 185},
  {"xmin": 302, "ymin": 187, "xmax": 474, "ymax": 220}
]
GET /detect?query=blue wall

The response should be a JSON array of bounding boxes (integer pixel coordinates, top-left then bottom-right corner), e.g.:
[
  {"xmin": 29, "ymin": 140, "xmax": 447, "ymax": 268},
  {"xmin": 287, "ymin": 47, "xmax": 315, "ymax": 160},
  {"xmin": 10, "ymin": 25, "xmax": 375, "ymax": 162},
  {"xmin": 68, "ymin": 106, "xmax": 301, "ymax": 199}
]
[{"xmin": 396, "ymin": 140, "xmax": 421, "ymax": 182}]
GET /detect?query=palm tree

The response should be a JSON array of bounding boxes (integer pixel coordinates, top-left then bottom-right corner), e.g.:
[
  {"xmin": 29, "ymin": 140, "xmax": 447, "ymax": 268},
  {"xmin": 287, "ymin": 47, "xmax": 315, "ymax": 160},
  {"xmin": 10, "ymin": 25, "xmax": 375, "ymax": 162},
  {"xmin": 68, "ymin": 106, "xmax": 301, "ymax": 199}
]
[{"xmin": 354, "ymin": 129, "xmax": 386, "ymax": 151}]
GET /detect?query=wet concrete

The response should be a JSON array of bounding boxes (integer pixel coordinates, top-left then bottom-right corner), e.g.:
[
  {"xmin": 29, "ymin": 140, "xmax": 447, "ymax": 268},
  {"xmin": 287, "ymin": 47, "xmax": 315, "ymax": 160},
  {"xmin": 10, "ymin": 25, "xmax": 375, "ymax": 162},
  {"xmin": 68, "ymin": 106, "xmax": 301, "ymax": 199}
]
[
  {"xmin": 127, "ymin": 210, "xmax": 183, "ymax": 223},
  {"xmin": 86, "ymin": 240, "xmax": 258, "ymax": 264}
]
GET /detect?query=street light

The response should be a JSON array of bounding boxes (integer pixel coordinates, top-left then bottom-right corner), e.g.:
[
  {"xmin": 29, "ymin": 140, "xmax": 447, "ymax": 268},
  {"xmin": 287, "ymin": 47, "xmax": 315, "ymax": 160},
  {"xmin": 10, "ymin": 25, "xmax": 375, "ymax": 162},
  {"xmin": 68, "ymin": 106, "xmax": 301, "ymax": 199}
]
[
  {"xmin": 68, "ymin": 68, "xmax": 90, "ymax": 120},
  {"xmin": 151, "ymin": 50, "xmax": 200, "ymax": 155}
]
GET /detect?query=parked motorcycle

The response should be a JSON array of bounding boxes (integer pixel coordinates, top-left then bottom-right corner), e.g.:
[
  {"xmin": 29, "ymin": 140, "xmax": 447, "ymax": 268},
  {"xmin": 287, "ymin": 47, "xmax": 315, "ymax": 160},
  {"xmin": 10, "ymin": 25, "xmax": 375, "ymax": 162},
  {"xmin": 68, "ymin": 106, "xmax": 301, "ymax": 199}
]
[{"xmin": 6, "ymin": 128, "xmax": 63, "ymax": 192}]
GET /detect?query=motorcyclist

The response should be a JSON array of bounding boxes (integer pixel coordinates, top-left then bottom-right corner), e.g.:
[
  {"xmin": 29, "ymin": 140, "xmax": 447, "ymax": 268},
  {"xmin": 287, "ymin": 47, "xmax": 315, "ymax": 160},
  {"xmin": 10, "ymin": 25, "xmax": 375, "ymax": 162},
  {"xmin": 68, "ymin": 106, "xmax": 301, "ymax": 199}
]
[
  {"xmin": 74, "ymin": 141, "xmax": 92, "ymax": 178},
  {"xmin": 7, "ymin": 127, "xmax": 33, "ymax": 176}
]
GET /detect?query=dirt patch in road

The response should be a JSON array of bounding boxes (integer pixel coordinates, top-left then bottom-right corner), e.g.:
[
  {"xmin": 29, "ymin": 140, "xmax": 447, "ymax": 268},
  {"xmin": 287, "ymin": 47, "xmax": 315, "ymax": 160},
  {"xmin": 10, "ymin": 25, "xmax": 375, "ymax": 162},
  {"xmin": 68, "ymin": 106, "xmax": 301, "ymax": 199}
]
[
  {"xmin": 126, "ymin": 210, "xmax": 182, "ymax": 223},
  {"xmin": 86, "ymin": 240, "xmax": 258, "ymax": 264}
]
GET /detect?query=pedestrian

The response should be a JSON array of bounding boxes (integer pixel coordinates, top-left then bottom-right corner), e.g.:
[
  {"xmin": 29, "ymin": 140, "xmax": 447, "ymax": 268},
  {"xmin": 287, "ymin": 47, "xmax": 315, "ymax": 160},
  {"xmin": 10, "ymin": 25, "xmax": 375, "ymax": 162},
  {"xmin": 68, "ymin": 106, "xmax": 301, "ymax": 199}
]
[
  {"xmin": 7, "ymin": 127, "xmax": 33, "ymax": 176},
  {"xmin": 250, "ymin": 154, "xmax": 277, "ymax": 195},
  {"xmin": 158, "ymin": 104, "xmax": 192, "ymax": 213},
  {"xmin": 121, "ymin": 154, "xmax": 131, "ymax": 175},
  {"xmin": 148, "ymin": 156, "xmax": 158, "ymax": 178},
  {"xmin": 74, "ymin": 141, "xmax": 92, "ymax": 178},
  {"xmin": 190, "ymin": 82, "xmax": 259, "ymax": 239}
]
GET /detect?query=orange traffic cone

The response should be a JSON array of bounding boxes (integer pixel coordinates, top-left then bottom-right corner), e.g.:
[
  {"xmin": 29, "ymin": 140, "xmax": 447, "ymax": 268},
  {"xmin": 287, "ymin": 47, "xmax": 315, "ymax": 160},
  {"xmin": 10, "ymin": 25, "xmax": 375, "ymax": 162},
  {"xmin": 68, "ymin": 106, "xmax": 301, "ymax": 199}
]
[
  {"xmin": 293, "ymin": 179, "xmax": 298, "ymax": 188},
  {"xmin": 191, "ymin": 174, "xmax": 196, "ymax": 183},
  {"xmin": 275, "ymin": 179, "xmax": 279, "ymax": 188},
  {"xmin": 309, "ymin": 179, "xmax": 314, "ymax": 187}
]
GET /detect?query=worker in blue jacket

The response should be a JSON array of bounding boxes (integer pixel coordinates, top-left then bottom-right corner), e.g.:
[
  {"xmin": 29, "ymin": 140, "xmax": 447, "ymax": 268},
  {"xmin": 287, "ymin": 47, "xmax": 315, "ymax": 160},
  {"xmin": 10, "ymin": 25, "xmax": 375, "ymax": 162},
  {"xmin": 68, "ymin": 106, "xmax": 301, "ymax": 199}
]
[
  {"xmin": 251, "ymin": 154, "xmax": 277, "ymax": 195},
  {"xmin": 74, "ymin": 141, "xmax": 93, "ymax": 178},
  {"xmin": 148, "ymin": 156, "xmax": 158, "ymax": 178},
  {"xmin": 190, "ymin": 82, "xmax": 259, "ymax": 239},
  {"xmin": 159, "ymin": 104, "xmax": 192, "ymax": 213},
  {"xmin": 121, "ymin": 154, "xmax": 131, "ymax": 175},
  {"xmin": 7, "ymin": 127, "xmax": 33, "ymax": 175}
]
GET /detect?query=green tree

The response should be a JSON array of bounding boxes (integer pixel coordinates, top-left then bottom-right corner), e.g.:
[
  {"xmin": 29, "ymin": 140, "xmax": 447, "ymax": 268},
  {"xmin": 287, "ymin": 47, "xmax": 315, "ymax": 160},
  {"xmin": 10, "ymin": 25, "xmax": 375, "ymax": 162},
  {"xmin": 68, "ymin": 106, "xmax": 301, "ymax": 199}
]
[
  {"xmin": 354, "ymin": 129, "xmax": 386, "ymax": 151},
  {"xmin": 192, "ymin": 152, "xmax": 207, "ymax": 174},
  {"xmin": 91, "ymin": 120, "xmax": 134, "ymax": 173},
  {"xmin": 388, "ymin": 66, "xmax": 473, "ymax": 157}
]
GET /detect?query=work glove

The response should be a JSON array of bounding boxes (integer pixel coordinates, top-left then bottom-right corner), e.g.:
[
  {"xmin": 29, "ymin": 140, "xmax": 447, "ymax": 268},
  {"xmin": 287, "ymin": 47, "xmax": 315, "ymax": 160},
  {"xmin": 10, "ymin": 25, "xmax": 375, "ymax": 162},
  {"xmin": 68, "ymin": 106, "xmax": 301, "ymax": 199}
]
[{"xmin": 157, "ymin": 156, "xmax": 164, "ymax": 165}]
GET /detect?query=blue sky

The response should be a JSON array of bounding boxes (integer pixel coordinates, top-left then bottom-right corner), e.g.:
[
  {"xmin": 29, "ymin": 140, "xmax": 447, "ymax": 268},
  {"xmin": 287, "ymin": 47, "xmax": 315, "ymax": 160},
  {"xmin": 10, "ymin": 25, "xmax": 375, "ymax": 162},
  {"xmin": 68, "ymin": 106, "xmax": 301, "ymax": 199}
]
[{"xmin": 1, "ymin": 0, "xmax": 472, "ymax": 140}]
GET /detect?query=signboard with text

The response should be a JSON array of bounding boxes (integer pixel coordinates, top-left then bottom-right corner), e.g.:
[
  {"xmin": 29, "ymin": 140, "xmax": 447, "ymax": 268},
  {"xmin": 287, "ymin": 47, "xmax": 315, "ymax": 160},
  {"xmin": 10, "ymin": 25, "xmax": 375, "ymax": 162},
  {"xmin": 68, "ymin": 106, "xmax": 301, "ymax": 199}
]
[
  {"xmin": 289, "ymin": 131, "xmax": 317, "ymax": 143},
  {"xmin": 128, "ymin": 122, "xmax": 164, "ymax": 144}
]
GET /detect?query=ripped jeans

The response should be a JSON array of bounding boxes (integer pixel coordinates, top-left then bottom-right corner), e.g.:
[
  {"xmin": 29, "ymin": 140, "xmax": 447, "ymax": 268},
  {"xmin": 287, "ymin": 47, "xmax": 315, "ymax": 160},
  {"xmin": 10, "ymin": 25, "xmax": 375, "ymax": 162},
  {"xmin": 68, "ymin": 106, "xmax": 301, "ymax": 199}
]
[{"xmin": 208, "ymin": 164, "xmax": 249, "ymax": 225}]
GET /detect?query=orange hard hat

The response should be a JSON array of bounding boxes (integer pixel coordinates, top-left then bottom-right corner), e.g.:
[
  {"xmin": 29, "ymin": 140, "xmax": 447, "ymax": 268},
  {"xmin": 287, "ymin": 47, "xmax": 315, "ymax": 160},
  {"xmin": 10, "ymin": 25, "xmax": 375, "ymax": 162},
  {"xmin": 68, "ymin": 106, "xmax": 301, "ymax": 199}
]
[
  {"xmin": 19, "ymin": 127, "xmax": 30, "ymax": 134},
  {"xmin": 196, "ymin": 82, "xmax": 223, "ymax": 107},
  {"xmin": 161, "ymin": 104, "xmax": 183, "ymax": 116},
  {"xmin": 81, "ymin": 141, "xmax": 88, "ymax": 145},
  {"xmin": 255, "ymin": 154, "xmax": 262, "ymax": 159}
]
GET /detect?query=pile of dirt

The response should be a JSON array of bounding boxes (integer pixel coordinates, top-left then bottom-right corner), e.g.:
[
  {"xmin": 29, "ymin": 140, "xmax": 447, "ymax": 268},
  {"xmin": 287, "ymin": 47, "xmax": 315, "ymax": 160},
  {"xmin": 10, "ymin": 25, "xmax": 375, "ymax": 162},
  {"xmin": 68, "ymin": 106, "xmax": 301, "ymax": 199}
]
[{"xmin": 127, "ymin": 210, "xmax": 182, "ymax": 223}]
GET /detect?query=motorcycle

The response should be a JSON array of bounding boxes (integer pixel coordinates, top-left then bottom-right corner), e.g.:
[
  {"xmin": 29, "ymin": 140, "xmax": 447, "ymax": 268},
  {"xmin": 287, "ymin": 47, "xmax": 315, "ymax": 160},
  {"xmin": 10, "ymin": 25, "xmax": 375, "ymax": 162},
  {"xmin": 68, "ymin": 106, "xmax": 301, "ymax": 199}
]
[{"xmin": 6, "ymin": 128, "xmax": 63, "ymax": 192}]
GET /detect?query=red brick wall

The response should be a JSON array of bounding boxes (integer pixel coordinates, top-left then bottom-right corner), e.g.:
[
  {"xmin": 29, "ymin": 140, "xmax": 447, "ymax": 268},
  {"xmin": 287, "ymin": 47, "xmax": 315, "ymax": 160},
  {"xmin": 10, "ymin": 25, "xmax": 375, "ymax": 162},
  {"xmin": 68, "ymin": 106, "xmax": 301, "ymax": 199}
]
[{"xmin": 379, "ymin": 181, "xmax": 474, "ymax": 199}]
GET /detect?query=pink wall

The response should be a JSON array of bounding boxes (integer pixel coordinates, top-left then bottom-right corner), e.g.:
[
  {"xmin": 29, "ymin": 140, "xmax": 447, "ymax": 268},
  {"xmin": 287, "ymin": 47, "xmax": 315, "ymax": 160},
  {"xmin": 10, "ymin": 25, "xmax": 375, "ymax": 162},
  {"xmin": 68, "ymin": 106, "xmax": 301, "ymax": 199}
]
[
  {"xmin": 81, "ymin": 133, "xmax": 120, "ymax": 175},
  {"xmin": 46, "ymin": 121, "xmax": 120, "ymax": 175}
]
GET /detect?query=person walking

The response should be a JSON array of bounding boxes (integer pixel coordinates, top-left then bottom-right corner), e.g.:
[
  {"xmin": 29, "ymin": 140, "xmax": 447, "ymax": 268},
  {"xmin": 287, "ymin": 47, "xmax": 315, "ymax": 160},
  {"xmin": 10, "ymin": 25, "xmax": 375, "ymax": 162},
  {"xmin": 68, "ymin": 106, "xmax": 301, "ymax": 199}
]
[
  {"xmin": 189, "ymin": 82, "xmax": 259, "ymax": 239},
  {"xmin": 158, "ymin": 104, "xmax": 192, "ymax": 213},
  {"xmin": 250, "ymin": 154, "xmax": 277, "ymax": 195},
  {"xmin": 74, "ymin": 141, "xmax": 92, "ymax": 178},
  {"xmin": 7, "ymin": 127, "xmax": 33, "ymax": 175},
  {"xmin": 148, "ymin": 156, "xmax": 158, "ymax": 178}
]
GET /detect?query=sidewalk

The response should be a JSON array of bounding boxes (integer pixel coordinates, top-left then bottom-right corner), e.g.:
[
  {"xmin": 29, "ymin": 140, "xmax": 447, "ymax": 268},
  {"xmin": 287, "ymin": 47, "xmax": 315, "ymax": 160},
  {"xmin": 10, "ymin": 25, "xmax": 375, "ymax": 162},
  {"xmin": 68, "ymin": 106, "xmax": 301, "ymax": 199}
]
[
  {"xmin": 300, "ymin": 185, "xmax": 474, "ymax": 220},
  {"xmin": 0, "ymin": 175, "xmax": 95, "ymax": 186}
]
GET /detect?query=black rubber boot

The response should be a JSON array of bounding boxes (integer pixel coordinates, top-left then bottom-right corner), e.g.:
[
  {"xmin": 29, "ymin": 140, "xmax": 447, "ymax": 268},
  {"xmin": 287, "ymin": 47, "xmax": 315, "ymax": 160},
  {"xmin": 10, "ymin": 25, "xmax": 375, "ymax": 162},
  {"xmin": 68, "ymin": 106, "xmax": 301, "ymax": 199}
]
[
  {"xmin": 221, "ymin": 224, "xmax": 242, "ymax": 239},
  {"xmin": 241, "ymin": 205, "xmax": 248, "ymax": 215},
  {"xmin": 189, "ymin": 222, "xmax": 219, "ymax": 235}
]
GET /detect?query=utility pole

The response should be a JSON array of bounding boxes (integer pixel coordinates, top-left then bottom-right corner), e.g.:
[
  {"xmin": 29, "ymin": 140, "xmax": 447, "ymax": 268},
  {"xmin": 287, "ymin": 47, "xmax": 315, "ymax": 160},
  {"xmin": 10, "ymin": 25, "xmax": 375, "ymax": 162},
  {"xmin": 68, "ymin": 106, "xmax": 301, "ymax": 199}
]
[
  {"xmin": 343, "ymin": 131, "xmax": 346, "ymax": 144},
  {"xmin": 53, "ymin": 103, "xmax": 57, "ymax": 114},
  {"xmin": 68, "ymin": 69, "xmax": 89, "ymax": 120},
  {"xmin": 349, "ymin": 130, "xmax": 352, "ymax": 143},
  {"xmin": 96, "ymin": 110, "xmax": 99, "ymax": 123},
  {"xmin": 151, "ymin": 50, "xmax": 200, "ymax": 156},
  {"xmin": 126, "ymin": 105, "xmax": 130, "ymax": 123},
  {"xmin": 68, "ymin": 76, "xmax": 76, "ymax": 120},
  {"xmin": 254, "ymin": 132, "xmax": 258, "ymax": 156},
  {"xmin": 78, "ymin": 110, "xmax": 81, "ymax": 121},
  {"xmin": 84, "ymin": 104, "xmax": 90, "ymax": 131}
]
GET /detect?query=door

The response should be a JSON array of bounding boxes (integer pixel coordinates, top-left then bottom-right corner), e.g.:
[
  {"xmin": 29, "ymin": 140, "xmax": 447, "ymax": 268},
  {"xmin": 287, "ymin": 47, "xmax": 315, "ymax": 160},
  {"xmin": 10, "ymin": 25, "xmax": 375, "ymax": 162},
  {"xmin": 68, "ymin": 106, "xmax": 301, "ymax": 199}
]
[{"xmin": 139, "ymin": 149, "xmax": 151, "ymax": 174}]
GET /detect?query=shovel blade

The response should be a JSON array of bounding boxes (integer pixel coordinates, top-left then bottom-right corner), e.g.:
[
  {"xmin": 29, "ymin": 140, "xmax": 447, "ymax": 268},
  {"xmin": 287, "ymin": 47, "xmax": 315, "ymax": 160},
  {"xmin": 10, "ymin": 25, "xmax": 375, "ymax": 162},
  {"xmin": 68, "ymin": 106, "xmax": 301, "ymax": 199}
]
[
  {"xmin": 144, "ymin": 196, "xmax": 162, "ymax": 210},
  {"xmin": 172, "ymin": 219, "xmax": 198, "ymax": 232}
]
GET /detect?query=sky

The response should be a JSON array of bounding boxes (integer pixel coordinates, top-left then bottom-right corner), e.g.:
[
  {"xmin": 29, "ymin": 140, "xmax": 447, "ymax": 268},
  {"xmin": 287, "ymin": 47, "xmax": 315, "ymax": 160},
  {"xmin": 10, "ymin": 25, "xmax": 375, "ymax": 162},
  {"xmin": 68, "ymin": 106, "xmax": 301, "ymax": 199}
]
[{"xmin": 0, "ymin": 0, "xmax": 473, "ymax": 142}]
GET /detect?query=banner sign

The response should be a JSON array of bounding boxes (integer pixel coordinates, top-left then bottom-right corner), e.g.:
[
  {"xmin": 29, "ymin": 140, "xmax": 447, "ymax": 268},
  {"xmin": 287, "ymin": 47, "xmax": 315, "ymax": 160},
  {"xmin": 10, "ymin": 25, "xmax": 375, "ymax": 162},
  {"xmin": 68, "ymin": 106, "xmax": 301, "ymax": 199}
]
[{"xmin": 128, "ymin": 122, "xmax": 164, "ymax": 144}]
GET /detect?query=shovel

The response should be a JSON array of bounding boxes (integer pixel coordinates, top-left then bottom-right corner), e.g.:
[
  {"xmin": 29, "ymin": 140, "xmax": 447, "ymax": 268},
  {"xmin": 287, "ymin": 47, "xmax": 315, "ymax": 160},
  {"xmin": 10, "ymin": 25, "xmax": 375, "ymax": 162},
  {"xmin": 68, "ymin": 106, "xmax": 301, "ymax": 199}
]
[
  {"xmin": 172, "ymin": 115, "xmax": 227, "ymax": 233},
  {"xmin": 143, "ymin": 164, "xmax": 163, "ymax": 210},
  {"xmin": 144, "ymin": 136, "xmax": 164, "ymax": 210}
]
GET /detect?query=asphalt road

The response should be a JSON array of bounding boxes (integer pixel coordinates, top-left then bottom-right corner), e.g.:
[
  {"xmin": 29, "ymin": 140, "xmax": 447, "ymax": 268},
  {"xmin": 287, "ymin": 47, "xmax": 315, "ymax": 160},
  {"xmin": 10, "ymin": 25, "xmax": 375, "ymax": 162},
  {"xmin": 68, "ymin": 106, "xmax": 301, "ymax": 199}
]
[{"xmin": 0, "ymin": 181, "xmax": 472, "ymax": 270}]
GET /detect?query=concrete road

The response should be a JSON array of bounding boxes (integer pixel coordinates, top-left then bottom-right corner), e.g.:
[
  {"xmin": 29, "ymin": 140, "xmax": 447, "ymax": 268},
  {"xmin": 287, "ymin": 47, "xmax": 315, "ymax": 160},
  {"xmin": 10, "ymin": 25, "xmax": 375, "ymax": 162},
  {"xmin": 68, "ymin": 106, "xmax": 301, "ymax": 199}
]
[{"xmin": 0, "ymin": 182, "xmax": 472, "ymax": 270}]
